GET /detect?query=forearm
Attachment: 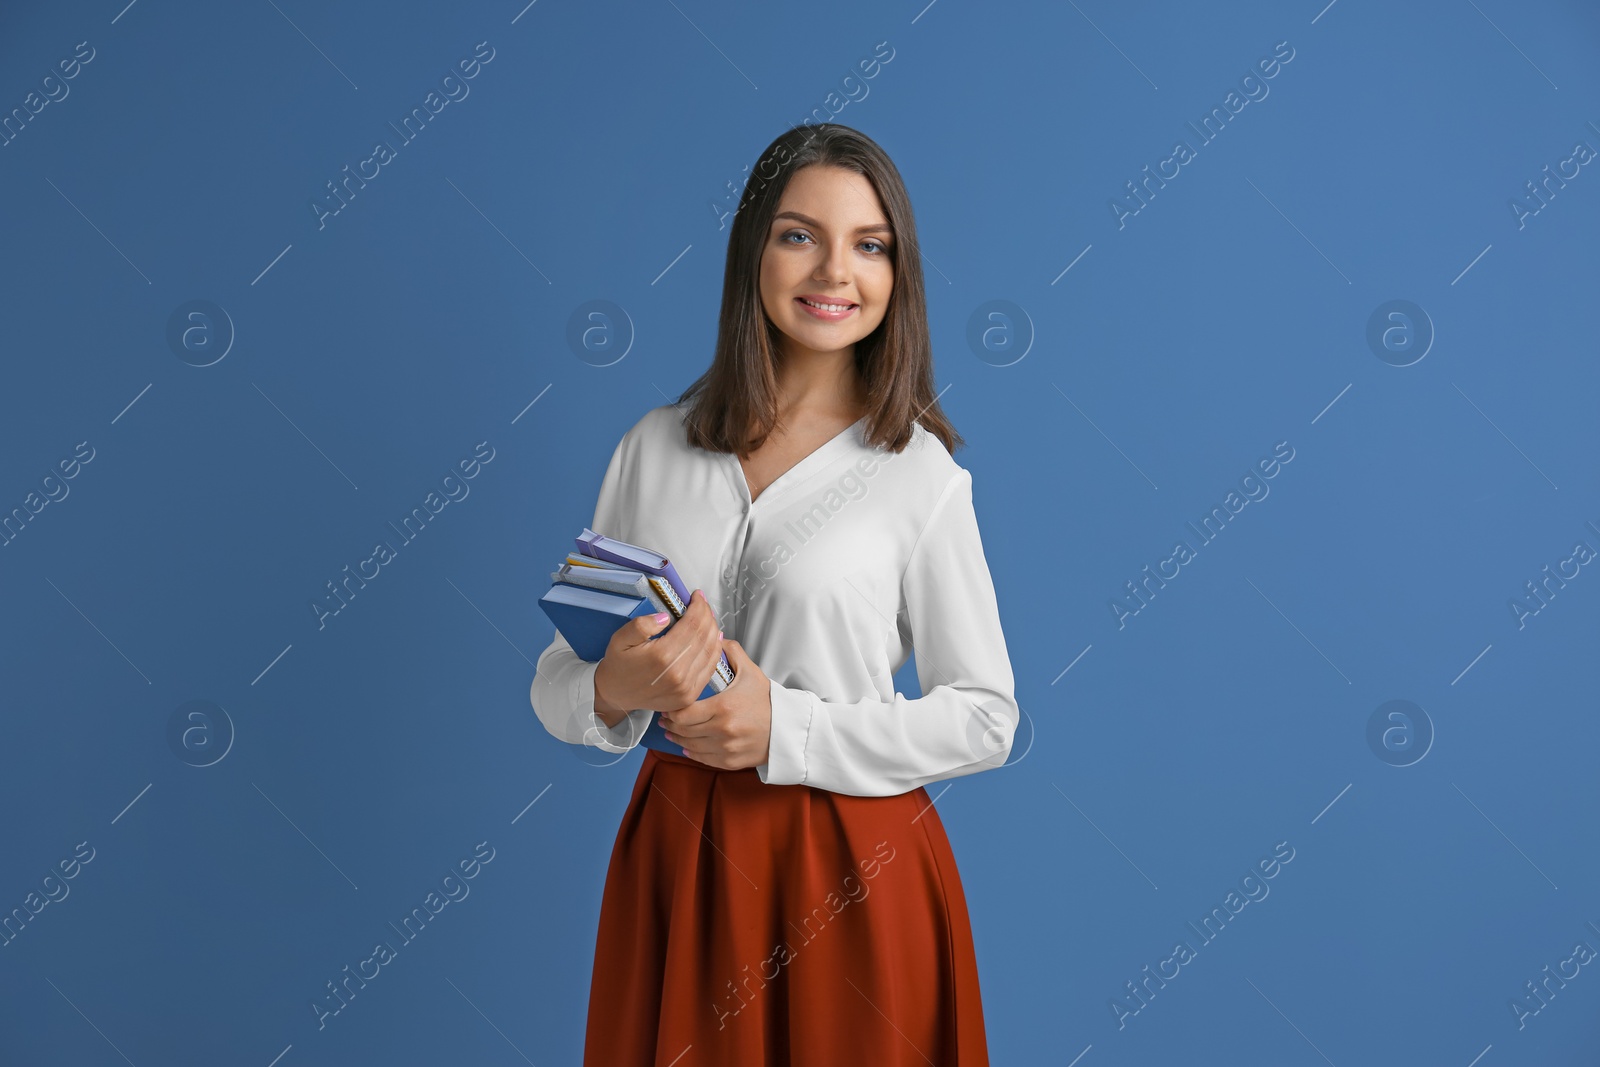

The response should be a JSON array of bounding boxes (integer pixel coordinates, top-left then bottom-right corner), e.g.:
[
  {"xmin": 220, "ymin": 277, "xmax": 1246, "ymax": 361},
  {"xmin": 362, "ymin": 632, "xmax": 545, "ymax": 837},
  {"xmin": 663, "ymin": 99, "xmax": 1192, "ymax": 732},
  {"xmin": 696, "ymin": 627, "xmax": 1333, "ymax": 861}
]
[
  {"xmin": 530, "ymin": 637, "xmax": 649, "ymax": 751},
  {"xmin": 758, "ymin": 677, "xmax": 1019, "ymax": 797}
]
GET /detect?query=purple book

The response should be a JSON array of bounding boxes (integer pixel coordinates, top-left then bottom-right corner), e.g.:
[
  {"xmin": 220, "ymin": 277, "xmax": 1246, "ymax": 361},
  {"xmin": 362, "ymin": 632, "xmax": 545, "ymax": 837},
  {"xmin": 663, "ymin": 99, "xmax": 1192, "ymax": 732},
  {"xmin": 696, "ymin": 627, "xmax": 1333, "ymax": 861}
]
[{"xmin": 574, "ymin": 528, "xmax": 735, "ymax": 690}]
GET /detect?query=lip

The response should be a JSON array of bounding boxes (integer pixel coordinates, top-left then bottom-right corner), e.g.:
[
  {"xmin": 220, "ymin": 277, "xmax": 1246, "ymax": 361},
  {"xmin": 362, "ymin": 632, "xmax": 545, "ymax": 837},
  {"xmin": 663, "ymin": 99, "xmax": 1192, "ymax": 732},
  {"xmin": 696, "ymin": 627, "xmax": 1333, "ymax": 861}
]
[{"xmin": 795, "ymin": 295, "xmax": 858, "ymax": 321}]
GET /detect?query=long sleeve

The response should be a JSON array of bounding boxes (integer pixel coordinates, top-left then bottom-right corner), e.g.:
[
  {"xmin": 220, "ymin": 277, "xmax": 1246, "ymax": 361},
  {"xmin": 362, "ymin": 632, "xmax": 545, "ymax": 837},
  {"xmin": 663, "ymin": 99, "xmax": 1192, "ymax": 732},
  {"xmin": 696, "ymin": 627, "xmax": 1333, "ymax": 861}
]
[
  {"xmin": 757, "ymin": 468, "xmax": 1020, "ymax": 797},
  {"xmin": 528, "ymin": 428, "xmax": 654, "ymax": 753}
]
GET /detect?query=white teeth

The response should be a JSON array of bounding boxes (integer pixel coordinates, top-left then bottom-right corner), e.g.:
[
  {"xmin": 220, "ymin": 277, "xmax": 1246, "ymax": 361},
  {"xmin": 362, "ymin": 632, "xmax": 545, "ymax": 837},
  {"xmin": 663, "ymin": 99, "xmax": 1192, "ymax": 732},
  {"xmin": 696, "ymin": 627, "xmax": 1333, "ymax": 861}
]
[{"xmin": 801, "ymin": 298, "xmax": 854, "ymax": 312}]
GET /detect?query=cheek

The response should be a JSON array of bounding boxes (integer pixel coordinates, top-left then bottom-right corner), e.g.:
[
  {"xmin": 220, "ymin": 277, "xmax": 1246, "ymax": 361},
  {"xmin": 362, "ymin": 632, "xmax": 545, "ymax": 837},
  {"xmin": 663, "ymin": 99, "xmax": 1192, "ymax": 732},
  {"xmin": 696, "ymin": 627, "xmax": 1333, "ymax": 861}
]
[
  {"xmin": 758, "ymin": 257, "xmax": 784, "ymax": 310},
  {"xmin": 864, "ymin": 267, "xmax": 894, "ymax": 311},
  {"xmin": 761, "ymin": 250, "xmax": 796, "ymax": 295}
]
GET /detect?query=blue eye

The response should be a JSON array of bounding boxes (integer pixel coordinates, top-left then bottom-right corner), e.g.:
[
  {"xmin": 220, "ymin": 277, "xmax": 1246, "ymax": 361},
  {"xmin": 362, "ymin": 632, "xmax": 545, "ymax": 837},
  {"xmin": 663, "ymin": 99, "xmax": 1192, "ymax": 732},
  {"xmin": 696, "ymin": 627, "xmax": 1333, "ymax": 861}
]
[{"xmin": 778, "ymin": 229, "xmax": 889, "ymax": 254}]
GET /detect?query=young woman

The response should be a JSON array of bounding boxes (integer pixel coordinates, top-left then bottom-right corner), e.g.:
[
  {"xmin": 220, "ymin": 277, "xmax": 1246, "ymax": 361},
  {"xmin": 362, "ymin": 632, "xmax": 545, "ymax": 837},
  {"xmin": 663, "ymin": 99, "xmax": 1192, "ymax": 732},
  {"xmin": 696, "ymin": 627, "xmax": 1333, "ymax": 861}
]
[{"xmin": 531, "ymin": 123, "xmax": 1019, "ymax": 1066}]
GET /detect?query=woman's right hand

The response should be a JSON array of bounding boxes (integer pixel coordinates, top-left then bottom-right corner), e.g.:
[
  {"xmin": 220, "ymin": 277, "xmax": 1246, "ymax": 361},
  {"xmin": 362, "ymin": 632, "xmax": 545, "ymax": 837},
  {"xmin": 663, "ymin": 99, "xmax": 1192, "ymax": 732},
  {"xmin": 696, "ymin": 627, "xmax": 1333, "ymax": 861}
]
[{"xmin": 592, "ymin": 589, "xmax": 724, "ymax": 729}]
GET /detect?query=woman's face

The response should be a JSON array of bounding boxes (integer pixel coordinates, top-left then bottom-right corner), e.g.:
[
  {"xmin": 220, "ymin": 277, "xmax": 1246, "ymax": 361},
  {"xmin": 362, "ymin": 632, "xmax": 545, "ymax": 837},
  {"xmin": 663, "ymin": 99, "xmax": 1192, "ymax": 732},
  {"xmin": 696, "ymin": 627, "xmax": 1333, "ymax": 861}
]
[{"xmin": 758, "ymin": 164, "xmax": 894, "ymax": 364}]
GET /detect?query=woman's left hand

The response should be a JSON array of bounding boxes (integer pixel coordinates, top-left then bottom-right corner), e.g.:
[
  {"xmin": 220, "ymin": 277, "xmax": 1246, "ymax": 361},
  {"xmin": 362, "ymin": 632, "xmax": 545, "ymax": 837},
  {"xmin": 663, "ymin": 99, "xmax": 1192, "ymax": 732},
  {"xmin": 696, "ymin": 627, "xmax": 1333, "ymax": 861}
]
[{"xmin": 659, "ymin": 638, "xmax": 771, "ymax": 771}]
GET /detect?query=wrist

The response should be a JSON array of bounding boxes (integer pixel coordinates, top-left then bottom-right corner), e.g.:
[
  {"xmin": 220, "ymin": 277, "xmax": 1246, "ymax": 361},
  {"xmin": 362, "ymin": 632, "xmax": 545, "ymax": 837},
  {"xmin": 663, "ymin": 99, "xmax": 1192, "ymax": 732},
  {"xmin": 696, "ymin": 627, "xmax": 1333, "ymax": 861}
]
[{"xmin": 592, "ymin": 662, "xmax": 627, "ymax": 726}]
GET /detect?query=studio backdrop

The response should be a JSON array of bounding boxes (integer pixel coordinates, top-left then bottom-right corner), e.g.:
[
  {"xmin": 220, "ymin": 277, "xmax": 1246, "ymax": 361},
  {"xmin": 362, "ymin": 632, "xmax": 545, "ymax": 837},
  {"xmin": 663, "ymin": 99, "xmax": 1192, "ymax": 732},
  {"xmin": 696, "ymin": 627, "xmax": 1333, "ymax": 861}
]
[{"xmin": 2, "ymin": 0, "xmax": 1597, "ymax": 1064}]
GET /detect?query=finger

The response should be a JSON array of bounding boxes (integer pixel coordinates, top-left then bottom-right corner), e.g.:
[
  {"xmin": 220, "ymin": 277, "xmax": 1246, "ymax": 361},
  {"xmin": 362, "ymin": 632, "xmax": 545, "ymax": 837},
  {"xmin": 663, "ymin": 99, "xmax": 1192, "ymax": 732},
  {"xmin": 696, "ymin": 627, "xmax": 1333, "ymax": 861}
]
[
  {"xmin": 719, "ymin": 637, "xmax": 750, "ymax": 683},
  {"xmin": 689, "ymin": 586, "xmax": 717, "ymax": 621},
  {"xmin": 663, "ymin": 714, "xmax": 714, "ymax": 739},
  {"xmin": 693, "ymin": 625, "xmax": 726, "ymax": 698},
  {"xmin": 618, "ymin": 609, "xmax": 673, "ymax": 651},
  {"xmin": 663, "ymin": 699, "xmax": 716, "ymax": 730},
  {"xmin": 645, "ymin": 630, "xmax": 702, "ymax": 691},
  {"xmin": 684, "ymin": 588, "xmax": 719, "ymax": 642}
]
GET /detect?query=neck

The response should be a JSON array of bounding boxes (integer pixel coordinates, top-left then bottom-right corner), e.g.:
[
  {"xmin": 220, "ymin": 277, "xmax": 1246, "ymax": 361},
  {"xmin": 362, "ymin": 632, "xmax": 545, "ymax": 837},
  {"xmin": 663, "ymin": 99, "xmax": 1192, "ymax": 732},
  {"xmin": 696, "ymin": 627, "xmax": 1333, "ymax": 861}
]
[{"xmin": 771, "ymin": 343, "xmax": 865, "ymax": 423}]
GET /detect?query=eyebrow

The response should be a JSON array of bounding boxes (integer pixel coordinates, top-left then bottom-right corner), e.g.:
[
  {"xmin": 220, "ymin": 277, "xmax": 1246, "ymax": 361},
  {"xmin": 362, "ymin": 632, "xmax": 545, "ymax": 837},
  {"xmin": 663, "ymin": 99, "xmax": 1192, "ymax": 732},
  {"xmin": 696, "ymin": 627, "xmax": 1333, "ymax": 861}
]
[{"xmin": 772, "ymin": 211, "xmax": 892, "ymax": 237}]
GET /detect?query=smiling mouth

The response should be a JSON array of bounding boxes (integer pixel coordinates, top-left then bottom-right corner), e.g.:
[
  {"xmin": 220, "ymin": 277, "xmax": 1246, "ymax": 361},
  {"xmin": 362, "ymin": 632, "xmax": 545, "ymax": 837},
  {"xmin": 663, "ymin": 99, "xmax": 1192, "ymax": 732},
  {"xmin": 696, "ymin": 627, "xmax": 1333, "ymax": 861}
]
[{"xmin": 797, "ymin": 297, "xmax": 857, "ymax": 312}]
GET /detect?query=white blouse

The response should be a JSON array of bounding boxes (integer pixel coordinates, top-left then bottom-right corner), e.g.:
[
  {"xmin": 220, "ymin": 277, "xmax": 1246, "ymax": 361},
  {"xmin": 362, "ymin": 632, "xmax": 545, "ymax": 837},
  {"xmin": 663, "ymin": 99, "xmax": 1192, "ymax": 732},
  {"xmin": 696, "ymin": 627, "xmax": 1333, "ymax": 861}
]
[{"xmin": 529, "ymin": 402, "xmax": 1019, "ymax": 798}]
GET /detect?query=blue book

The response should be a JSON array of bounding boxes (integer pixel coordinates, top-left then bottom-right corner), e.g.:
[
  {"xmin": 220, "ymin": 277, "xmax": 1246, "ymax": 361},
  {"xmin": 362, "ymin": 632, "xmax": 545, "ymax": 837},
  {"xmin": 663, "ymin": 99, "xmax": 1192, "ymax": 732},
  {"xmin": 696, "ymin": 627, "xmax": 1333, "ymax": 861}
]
[
  {"xmin": 574, "ymin": 528, "xmax": 734, "ymax": 689},
  {"xmin": 537, "ymin": 582, "xmax": 715, "ymax": 754}
]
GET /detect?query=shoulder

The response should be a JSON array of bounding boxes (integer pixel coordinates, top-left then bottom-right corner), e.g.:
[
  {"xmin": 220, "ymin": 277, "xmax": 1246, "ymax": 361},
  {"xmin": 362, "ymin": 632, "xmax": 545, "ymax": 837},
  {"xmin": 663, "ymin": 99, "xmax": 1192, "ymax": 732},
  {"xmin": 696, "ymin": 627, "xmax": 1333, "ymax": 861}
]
[
  {"xmin": 891, "ymin": 419, "xmax": 969, "ymax": 496},
  {"xmin": 611, "ymin": 402, "xmax": 692, "ymax": 457},
  {"xmin": 629, "ymin": 402, "xmax": 686, "ymax": 441}
]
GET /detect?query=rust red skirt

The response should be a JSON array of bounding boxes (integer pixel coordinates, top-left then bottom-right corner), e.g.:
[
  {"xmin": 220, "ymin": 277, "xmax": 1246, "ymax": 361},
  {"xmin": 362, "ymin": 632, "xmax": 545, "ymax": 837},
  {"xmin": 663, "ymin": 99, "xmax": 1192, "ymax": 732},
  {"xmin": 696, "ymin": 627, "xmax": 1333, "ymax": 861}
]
[{"xmin": 582, "ymin": 748, "xmax": 991, "ymax": 1066}]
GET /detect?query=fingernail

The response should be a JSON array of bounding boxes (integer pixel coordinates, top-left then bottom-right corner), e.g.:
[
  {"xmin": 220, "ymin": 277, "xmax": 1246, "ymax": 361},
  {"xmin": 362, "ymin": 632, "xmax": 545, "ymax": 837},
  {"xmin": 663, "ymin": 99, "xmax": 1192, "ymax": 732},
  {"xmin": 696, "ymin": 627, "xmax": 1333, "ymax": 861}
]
[
  {"xmin": 719, "ymin": 630, "xmax": 724, "ymax": 639},
  {"xmin": 653, "ymin": 612, "xmax": 670, "ymax": 624}
]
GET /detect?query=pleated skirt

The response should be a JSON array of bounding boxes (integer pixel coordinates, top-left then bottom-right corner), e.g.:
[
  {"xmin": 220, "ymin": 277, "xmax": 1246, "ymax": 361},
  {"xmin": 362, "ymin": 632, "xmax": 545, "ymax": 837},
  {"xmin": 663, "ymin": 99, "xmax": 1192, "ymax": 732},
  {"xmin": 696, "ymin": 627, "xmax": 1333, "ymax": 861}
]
[{"xmin": 582, "ymin": 748, "xmax": 991, "ymax": 1066}]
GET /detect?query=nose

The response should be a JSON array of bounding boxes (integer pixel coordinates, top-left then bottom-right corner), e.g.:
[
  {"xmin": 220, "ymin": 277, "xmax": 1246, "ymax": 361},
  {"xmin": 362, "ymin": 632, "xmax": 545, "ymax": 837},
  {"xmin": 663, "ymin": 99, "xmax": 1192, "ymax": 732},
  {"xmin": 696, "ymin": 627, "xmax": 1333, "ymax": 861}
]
[{"xmin": 812, "ymin": 239, "xmax": 853, "ymax": 286}]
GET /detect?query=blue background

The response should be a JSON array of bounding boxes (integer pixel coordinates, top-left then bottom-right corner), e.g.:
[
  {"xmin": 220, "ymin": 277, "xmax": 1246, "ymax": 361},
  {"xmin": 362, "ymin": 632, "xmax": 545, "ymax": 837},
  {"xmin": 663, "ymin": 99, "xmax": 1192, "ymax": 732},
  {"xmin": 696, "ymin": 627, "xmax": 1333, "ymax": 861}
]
[{"xmin": 2, "ymin": 1, "xmax": 1597, "ymax": 1064}]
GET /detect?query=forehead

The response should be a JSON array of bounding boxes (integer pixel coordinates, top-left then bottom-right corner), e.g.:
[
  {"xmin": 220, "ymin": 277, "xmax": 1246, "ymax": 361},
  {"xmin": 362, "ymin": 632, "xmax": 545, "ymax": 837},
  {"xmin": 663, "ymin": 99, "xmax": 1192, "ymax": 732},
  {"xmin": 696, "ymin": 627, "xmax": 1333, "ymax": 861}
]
[{"xmin": 773, "ymin": 165, "xmax": 889, "ymax": 230}]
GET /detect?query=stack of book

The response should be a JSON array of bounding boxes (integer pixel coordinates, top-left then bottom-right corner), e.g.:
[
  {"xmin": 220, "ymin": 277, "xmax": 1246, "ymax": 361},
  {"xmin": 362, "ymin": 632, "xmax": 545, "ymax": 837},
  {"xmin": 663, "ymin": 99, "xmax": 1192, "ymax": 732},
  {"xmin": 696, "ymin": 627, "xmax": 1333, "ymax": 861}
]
[{"xmin": 538, "ymin": 528, "xmax": 734, "ymax": 754}]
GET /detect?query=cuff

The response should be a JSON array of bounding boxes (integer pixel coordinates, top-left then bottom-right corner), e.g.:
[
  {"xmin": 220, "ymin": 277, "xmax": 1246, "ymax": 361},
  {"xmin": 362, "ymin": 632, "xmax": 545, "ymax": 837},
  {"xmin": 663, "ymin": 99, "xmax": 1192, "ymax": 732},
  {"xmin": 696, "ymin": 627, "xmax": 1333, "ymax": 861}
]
[
  {"xmin": 576, "ymin": 660, "xmax": 648, "ymax": 753},
  {"xmin": 757, "ymin": 678, "xmax": 814, "ymax": 786}
]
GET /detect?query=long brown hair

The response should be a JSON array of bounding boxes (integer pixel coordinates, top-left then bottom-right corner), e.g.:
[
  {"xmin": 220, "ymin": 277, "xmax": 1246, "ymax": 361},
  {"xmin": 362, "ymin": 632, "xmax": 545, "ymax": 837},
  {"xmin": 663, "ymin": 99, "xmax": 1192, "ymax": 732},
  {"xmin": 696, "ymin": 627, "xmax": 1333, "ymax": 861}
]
[{"xmin": 677, "ymin": 123, "xmax": 963, "ymax": 457}]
